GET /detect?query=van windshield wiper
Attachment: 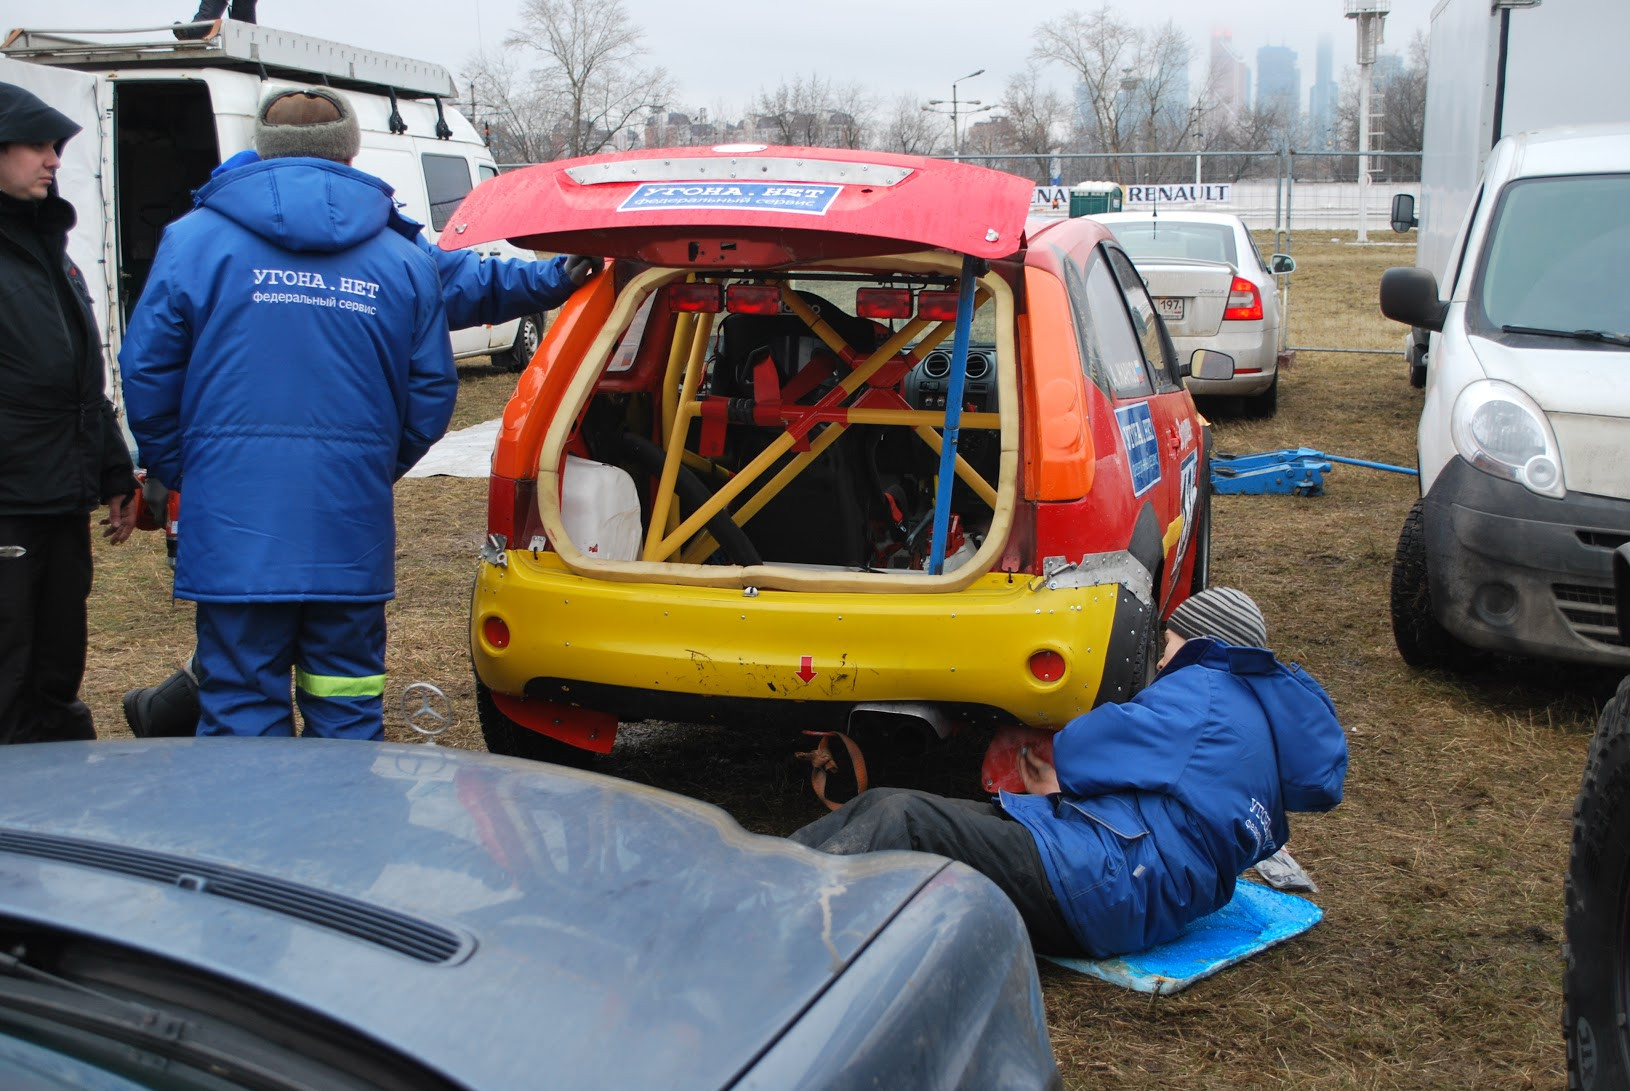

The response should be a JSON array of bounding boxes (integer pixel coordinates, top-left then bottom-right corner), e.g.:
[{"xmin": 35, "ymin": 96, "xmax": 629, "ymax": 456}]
[{"xmin": 1500, "ymin": 324, "xmax": 1630, "ymax": 346}]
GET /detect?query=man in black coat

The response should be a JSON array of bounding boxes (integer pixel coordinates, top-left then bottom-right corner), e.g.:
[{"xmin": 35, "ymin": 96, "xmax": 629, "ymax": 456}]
[{"xmin": 0, "ymin": 82, "xmax": 140, "ymax": 744}]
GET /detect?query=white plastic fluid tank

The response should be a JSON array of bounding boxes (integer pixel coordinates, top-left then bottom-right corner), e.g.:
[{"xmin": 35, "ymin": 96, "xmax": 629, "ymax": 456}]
[{"xmin": 560, "ymin": 455, "xmax": 642, "ymax": 561}]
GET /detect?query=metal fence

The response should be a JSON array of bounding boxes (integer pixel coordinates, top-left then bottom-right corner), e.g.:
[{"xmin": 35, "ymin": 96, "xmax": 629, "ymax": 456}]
[
  {"xmin": 959, "ymin": 148, "xmax": 1424, "ymax": 355},
  {"xmin": 497, "ymin": 147, "xmax": 1423, "ymax": 355}
]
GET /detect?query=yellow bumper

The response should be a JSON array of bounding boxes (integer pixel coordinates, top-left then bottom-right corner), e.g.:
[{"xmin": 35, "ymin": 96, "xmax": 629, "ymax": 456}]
[{"xmin": 471, "ymin": 552, "xmax": 1133, "ymax": 727}]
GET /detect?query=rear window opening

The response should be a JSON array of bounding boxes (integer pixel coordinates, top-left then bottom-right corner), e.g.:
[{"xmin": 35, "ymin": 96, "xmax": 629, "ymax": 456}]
[{"xmin": 527, "ymin": 259, "xmax": 1022, "ymax": 590}]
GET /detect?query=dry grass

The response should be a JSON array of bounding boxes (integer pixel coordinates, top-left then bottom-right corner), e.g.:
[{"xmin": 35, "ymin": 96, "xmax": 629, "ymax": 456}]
[{"xmin": 80, "ymin": 234, "xmax": 1597, "ymax": 1088}]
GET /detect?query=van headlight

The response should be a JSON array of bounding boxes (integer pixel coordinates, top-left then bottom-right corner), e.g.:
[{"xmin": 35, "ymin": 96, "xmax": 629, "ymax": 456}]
[{"xmin": 1450, "ymin": 379, "xmax": 1565, "ymax": 499}]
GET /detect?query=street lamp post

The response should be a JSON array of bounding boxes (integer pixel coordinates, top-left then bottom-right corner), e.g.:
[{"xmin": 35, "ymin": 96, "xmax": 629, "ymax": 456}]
[{"xmin": 924, "ymin": 68, "xmax": 986, "ymax": 161}]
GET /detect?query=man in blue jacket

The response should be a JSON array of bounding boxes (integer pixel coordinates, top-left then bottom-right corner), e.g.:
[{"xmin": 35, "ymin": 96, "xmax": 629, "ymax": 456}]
[
  {"xmin": 789, "ymin": 587, "xmax": 1348, "ymax": 959},
  {"xmin": 120, "ymin": 86, "xmax": 459, "ymax": 740},
  {"xmin": 119, "ymin": 148, "xmax": 599, "ymax": 738}
]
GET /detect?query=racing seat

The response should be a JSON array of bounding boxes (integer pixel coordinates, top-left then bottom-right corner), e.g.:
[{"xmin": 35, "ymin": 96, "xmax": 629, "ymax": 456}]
[{"xmin": 710, "ymin": 294, "xmax": 886, "ymax": 567}]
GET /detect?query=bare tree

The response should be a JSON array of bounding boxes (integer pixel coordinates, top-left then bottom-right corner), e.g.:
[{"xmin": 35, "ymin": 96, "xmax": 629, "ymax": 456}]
[
  {"xmin": 1335, "ymin": 32, "xmax": 1428, "ymax": 181},
  {"xmin": 748, "ymin": 76, "xmax": 874, "ymax": 149},
  {"xmin": 1033, "ymin": 6, "xmax": 1138, "ymax": 163},
  {"xmin": 1033, "ymin": 6, "xmax": 1198, "ymax": 182},
  {"xmin": 504, "ymin": 0, "xmax": 673, "ymax": 159},
  {"xmin": 1206, "ymin": 101, "xmax": 1290, "ymax": 180},
  {"xmin": 879, "ymin": 94, "xmax": 941, "ymax": 155},
  {"xmin": 999, "ymin": 65, "xmax": 1069, "ymax": 182},
  {"xmin": 462, "ymin": 49, "xmax": 564, "ymax": 164}
]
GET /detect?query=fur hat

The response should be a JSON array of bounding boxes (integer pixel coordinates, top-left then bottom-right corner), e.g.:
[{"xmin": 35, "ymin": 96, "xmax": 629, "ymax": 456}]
[
  {"xmin": 254, "ymin": 86, "xmax": 360, "ymax": 162},
  {"xmin": 1166, "ymin": 586, "xmax": 1268, "ymax": 649}
]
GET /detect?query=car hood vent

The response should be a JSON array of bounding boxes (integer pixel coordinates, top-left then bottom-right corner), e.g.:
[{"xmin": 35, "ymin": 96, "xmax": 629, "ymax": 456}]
[{"xmin": 0, "ymin": 828, "xmax": 471, "ymax": 965}]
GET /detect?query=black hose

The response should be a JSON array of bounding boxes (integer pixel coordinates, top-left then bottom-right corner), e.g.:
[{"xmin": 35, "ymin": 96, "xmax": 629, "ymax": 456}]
[{"xmin": 612, "ymin": 433, "xmax": 762, "ymax": 567}]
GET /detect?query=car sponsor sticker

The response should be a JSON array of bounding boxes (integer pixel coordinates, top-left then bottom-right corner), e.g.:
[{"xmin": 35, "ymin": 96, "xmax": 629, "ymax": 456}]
[
  {"xmin": 1115, "ymin": 402, "xmax": 1162, "ymax": 497},
  {"xmin": 618, "ymin": 182, "xmax": 842, "ymax": 215},
  {"xmin": 1169, "ymin": 448, "xmax": 1201, "ymax": 574}
]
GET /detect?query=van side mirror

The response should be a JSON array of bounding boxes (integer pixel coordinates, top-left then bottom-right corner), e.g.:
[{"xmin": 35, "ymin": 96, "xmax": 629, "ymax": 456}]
[
  {"xmin": 1269, "ymin": 253, "xmax": 1296, "ymax": 274},
  {"xmin": 1181, "ymin": 349, "xmax": 1236, "ymax": 381},
  {"xmin": 1391, "ymin": 193, "xmax": 1418, "ymax": 233},
  {"xmin": 1379, "ymin": 267, "xmax": 1448, "ymax": 333}
]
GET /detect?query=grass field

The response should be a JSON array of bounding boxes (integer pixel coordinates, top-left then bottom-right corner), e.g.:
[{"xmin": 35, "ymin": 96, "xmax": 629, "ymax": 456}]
[{"xmin": 81, "ymin": 232, "xmax": 1603, "ymax": 1088}]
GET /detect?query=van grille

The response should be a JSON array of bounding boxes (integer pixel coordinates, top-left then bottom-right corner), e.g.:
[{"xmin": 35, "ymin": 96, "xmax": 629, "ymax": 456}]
[
  {"xmin": 1553, "ymin": 583, "xmax": 1623, "ymax": 647},
  {"xmin": 1576, "ymin": 530, "xmax": 1630, "ymax": 551},
  {"xmin": 0, "ymin": 829, "xmax": 471, "ymax": 964}
]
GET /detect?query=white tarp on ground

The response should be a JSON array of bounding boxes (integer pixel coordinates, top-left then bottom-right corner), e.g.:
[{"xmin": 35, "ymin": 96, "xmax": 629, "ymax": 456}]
[{"xmin": 403, "ymin": 418, "xmax": 499, "ymax": 478}]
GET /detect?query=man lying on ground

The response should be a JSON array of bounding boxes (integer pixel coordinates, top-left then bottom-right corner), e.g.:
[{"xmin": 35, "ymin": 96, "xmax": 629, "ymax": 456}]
[{"xmin": 789, "ymin": 587, "xmax": 1349, "ymax": 959}]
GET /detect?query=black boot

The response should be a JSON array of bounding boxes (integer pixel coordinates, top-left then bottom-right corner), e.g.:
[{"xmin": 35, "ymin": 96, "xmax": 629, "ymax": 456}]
[{"xmin": 122, "ymin": 664, "xmax": 200, "ymax": 738}]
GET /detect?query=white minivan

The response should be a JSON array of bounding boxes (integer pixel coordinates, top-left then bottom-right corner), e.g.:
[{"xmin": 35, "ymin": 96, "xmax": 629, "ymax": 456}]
[
  {"xmin": 0, "ymin": 19, "xmax": 545, "ymax": 396},
  {"xmin": 1380, "ymin": 123, "xmax": 1630, "ymax": 670}
]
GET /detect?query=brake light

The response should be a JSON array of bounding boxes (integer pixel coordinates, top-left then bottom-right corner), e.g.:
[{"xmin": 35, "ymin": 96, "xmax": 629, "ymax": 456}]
[
  {"xmin": 918, "ymin": 290, "xmax": 959, "ymax": 321},
  {"xmin": 487, "ymin": 475, "xmax": 543, "ymax": 551},
  {"xmin": 483, "ymin": 616, "xmax": 511, "ymax": 650},
  {"xmin": 856, "ymin": 287, "xmax": 913, "ymax": 319},
  {"xmin": 1223, "ymin": 277, "xmax": 1262, "ymax": 321},
  {"xmin": 1028, "ymin": 650, "xmax": 1066, "ymax": 682},
  {"xmin": 667, "ymin": 283, "xmax": 723, "ymax": 313},
  {"xmin": 726, "ymin": 284, "xmax": 782, "ymax": 314}
]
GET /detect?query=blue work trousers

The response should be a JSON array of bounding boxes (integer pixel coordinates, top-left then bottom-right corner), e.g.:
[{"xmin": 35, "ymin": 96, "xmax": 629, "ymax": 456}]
[{"xmin": 194, "ymin": 601, "xmax": 386, "ymax": 739}]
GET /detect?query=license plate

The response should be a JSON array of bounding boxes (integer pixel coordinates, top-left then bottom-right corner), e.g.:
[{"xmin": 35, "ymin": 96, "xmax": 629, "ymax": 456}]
[{"xmin": 1156, "ymin": 297, "xmax": 1185, "ymax": 321}]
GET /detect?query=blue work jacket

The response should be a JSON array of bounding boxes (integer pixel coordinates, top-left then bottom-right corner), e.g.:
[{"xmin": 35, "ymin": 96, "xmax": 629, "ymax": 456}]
[
  {"xmin": 119, "ymin": 157, "xmax": 457, "ymax": 602},
  {"xmin": 1000, "ymin": 638, "xmax": 1348, "ymax": 958},
  {"xmin": 205, "ymin": 149, "xmax": 578, "ymax": 330}
]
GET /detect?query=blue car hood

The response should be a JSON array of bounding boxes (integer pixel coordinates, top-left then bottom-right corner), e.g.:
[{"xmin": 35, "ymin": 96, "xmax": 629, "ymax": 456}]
[{"xmin": 0, "ymin": 740, "xmax": 948, "ymax": 1089}]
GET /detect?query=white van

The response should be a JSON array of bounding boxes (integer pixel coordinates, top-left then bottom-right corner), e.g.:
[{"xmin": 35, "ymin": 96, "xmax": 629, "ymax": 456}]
[
  {"xmin": 1380, "ymin": 123, "xmax": 1630, "ymax": 671},
  {"xmin": 0, "ymin": 19, "xmax": 544, "ymax": 404}
]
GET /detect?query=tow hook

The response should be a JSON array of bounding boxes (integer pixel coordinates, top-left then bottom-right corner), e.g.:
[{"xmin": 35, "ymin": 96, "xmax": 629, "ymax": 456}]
[{"xmin": 480, "ymin": 533, "xmax": 509, "ymax": 568}]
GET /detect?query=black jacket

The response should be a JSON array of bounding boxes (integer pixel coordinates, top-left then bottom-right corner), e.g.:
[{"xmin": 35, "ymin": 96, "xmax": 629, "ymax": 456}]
[{"xmin": 0, "ymin": 188, "xmax": 135, "ymax": 516}]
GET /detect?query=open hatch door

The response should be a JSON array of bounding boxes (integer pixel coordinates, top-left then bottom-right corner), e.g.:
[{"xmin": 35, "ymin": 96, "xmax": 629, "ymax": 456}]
[{"xmin": 440, "ymin": 144, "xmax": 1034, "ymax": 267}]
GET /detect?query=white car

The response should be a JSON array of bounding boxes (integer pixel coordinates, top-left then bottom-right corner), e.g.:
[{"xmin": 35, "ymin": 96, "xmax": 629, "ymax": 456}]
[{"xmin": 1091, "ymin": 211, "xmax": 1294, "ymax": 417}]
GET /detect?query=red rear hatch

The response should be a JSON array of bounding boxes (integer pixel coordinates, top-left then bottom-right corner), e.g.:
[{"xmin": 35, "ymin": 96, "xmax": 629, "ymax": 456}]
[{"xmin": 441, "ymin": 144, "xmax": 1034, "ymax": 266}]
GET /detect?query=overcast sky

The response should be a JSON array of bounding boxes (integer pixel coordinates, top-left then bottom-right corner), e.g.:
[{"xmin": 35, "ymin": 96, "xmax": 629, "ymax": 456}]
[{"xmin": 31, "ymin": 1, "xmax": 1428, "ymax": 117}]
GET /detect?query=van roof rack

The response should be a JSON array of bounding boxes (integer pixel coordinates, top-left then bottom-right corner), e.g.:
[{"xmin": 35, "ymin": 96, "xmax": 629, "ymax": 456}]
[{"xmin": 1, "ymin": 20, "xmax": 458, "ymax": 99}]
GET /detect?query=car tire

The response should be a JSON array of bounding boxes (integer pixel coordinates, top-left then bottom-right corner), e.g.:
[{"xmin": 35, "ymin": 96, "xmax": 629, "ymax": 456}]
[
  {"xmin": 475, "ymin": 678, "xmax": 595, "ymax": 768},
  {"xmin": 1243, "ymin": 373, "xmax": 1279, "ymax": 419},
  {"xmin": 506, "ymin": 314, "xmax": 545, "ymax": 373},
  {"xmin": 1390, "ymin": 499, "xmax": 1484, "ymax": 672},
  {"xmin": 1565, "ymin": 674, "xmax": 1630, "ymax": 1090}
]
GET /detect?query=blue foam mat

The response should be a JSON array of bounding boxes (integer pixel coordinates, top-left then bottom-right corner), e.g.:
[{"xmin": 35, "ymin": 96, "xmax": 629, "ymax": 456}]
[{"xmin": 1043, "ymin": 880, "xmax": 1323, "ymax": 994}]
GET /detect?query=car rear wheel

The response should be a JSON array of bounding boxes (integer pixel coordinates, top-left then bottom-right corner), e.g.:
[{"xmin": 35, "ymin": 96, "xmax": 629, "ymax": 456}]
[
  {"xmin": 506, "ymin": 314, "xmax": 545, "ymax": 372},
  {"xmin": 1243, "ymin": 373, "xmax": 1278, "ymax": 419},
  {"xmin": 1565, "ymin": 674, "xmax": 1630, "ymax": 1090},
  {"xmin": 1390, "ymin": 499, "xmax": 1484, "ymax": 672},
  {"xmin": 475, "ymin": 678, "xmax": 596, "ymax": 768}
]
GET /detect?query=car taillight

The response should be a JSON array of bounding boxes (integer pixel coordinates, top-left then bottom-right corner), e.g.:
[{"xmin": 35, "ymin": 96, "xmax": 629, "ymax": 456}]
[
  {"xmin": 1028, "ymin": 650, "xmax": 1065, "ymax": 682},
  {"xmin": 487, "ymin": 475, "xmax": 543, "ymax": 551},
  {"xmin": 856, "ymin": 287, "xmax": 913, "ymax": 319},
  {"xmin": 1223, "ymin": 277, "xmax": 1262, "ymax": 321},
  {"xmin": 668, "ymin": 283, "xmax": 723, "ymax": 312},
  {"xmin": 483, "ymin": 616, "xmax": 511, "ymax": 649},
  {"xmin": 725, "ymin": 284, "xmax": 782, "ymax": 314},
  {"xmin": 917, "ymin": 290, "xmax": 959, "ymax": 321}
]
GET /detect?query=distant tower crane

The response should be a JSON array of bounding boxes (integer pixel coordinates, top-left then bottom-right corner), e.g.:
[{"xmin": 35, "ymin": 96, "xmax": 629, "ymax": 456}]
[{"xmin": 1346, "ymin": 0, "xmax": 1389, "ymax": 242}]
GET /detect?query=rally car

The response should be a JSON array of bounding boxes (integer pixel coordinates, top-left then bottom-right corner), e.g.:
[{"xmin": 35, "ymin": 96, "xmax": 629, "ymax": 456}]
[{"xmin": 447, "ymin": 145, "xmax": 1230, "ymax": 781}]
